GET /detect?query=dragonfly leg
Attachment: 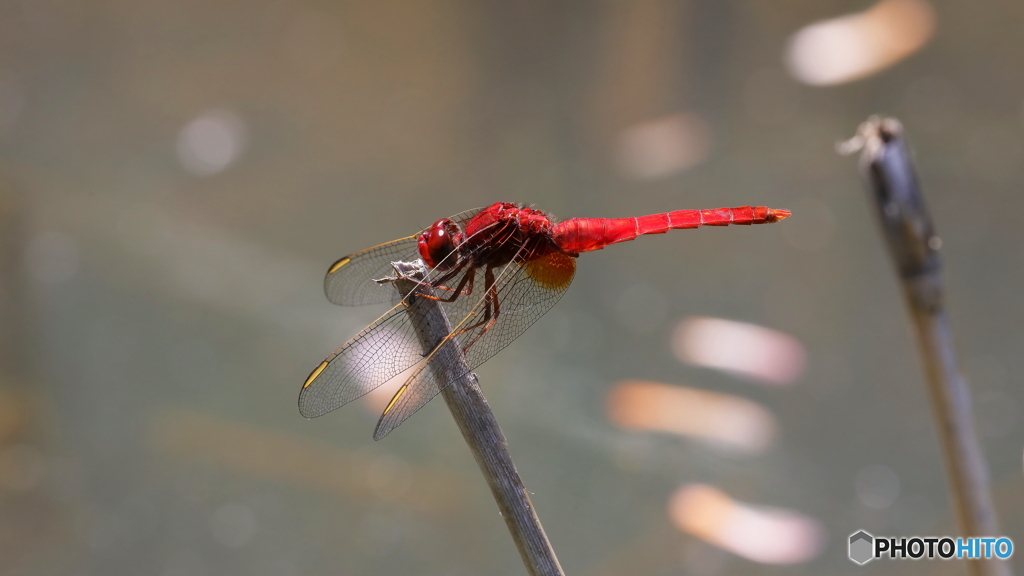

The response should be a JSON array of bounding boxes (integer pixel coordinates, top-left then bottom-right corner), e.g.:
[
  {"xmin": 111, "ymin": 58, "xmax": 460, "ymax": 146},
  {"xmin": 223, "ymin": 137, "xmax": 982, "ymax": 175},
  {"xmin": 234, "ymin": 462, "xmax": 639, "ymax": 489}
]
[
  {"xmin": 456, "ymin": 265, "xmax": 501, "ymax": 353},
  {"xmin": 402, "ymin": 259, "xmax": 464, "ymax": 292},
  {"xmin": 417, "ymin": 267, "xmax": 474, "ymax": 303}
]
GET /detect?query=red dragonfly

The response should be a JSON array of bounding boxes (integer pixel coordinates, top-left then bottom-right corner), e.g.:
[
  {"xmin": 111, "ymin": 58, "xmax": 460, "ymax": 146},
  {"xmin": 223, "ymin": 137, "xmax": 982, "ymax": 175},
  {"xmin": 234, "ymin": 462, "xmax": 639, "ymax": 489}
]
[{"xmin": 299, "ymin": 202, "xmax": 789, "ymax": 439}]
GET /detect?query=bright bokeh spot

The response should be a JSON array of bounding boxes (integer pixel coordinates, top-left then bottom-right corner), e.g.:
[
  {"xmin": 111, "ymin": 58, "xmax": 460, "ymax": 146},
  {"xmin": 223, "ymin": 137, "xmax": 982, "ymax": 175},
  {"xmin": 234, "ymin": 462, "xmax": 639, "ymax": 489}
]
[
  {"xmin": 363, "ymin": 366, "xmax": 418, "ymax": 416},
  {"xmin": 323, "ymin": 326, "xmax": 425, "ymax": 415},
  {"xmin": 177, "ymin": 110, "xmax": 247, "ymax": 176},
  {"xmin": 672, "ymin": 317, "xmax": 805, "ymax": 386},
  {"xmin": 607, "ymin": 380, "xmax": 776, "ymax": 453},
  {"xmin": 670, "ymin": 484, "xmax": 824, "ymax": 565},
  {"xmin": 785, "ymin": 0, "xmax": 936, "ymax": 86},
  {"xmin": 617, "ymin": 112, "xmax": 713, "ymax": 180}
]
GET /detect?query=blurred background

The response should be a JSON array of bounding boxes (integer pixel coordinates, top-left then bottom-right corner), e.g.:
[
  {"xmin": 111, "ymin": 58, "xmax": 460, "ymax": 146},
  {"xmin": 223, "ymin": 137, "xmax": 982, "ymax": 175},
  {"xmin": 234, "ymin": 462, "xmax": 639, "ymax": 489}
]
[{"xmin": 1, "ymin": 0, "xmax": 1022, "ymax": 574}]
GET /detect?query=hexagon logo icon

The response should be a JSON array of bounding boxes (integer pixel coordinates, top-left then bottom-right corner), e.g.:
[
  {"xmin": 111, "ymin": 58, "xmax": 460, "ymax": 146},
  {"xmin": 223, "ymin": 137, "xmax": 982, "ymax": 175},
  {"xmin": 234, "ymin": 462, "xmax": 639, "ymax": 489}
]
[{"xmin": 849, "ymin": 531, "xmax": 874, "ymax": 564}]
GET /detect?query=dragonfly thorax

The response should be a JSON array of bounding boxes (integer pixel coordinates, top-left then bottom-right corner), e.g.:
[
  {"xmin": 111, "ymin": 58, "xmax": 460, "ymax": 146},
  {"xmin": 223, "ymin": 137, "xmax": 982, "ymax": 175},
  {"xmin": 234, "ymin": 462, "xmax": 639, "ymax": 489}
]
[{"xmin": 460, "ymin": 202, "xmax": 558, "ymax": 267}]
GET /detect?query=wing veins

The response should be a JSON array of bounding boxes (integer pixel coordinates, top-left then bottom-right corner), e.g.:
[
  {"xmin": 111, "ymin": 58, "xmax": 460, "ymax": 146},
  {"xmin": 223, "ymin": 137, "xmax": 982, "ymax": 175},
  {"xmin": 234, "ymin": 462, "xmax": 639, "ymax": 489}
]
[{"xmin": 373, "ymin": 242, "xmax": 535, "ymax": 439}]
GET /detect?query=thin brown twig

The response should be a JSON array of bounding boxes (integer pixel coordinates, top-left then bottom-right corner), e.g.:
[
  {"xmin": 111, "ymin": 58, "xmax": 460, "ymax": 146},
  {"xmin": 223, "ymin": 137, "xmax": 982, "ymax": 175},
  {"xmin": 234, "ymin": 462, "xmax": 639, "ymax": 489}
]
[
  {"xmin": 388, "ymin": 260, "xmax": 565, "ymax": 576},
  {"xmin": 843, "ymin": 116, "xmax": 1011, "ymax": 576}
]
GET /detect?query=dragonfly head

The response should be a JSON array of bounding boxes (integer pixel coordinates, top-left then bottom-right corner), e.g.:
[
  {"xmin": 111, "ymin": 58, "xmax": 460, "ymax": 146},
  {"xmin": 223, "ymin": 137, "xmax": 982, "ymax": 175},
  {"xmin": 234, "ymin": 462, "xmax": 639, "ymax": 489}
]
[{"xmin": 418, "ymin": 218, "xmax": 461, "ymax": 270}]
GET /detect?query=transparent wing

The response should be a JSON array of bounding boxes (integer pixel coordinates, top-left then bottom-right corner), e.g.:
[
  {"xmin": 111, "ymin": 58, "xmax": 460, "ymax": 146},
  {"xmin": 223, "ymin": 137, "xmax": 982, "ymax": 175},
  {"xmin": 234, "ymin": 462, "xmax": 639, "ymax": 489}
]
[
  {"xmin": 298, "ymin": 301, "xmax": 427, "ymax": 418},
  {"xmin": 302, "ymin": 207, "xmax": 494, "ymax": 417},
  {"xmin": 373, "ymin": 249, "xmax": 576, "ymax": 439},
  {"xmin": 323, "ymin": 237, "xmax": 420, "ymax": 306},
  {"xmin": 323, "ymin": 207, "xmax": 485, "ymax": 306},
  {"xmin": 301, "ymin": 259, "xmax": 507, "ymax": 419}
]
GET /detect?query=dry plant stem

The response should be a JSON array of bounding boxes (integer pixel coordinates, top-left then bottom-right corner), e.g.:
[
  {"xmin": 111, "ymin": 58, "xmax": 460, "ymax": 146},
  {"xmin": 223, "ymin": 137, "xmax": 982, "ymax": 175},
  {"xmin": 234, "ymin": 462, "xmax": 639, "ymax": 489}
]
[
  {"xmin": 390, "ymin": 260, "xmax": 565, "ymax": 576},
  {"xmin": 851, "ymin": 117, "xmax": 1010, "ymax": 576}
]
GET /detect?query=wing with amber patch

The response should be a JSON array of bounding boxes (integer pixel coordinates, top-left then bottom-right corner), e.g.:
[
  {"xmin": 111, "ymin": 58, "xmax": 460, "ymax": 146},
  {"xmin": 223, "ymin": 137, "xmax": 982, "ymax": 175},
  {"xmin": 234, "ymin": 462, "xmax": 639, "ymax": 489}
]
[
  {"xmin": 373, "ymin": 248, "xmax": 576, "ymax": 440},
  {"xmin": 323, "ymin": 207, "xmax": 485, "ymax": 306}
]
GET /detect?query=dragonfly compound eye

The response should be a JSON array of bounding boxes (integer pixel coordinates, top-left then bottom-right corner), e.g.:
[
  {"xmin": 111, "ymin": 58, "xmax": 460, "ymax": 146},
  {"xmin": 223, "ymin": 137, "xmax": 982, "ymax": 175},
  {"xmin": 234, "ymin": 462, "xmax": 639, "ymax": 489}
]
[{"xmin": 418, "ymin": 218, "xmax": 459, "ymax": 269}]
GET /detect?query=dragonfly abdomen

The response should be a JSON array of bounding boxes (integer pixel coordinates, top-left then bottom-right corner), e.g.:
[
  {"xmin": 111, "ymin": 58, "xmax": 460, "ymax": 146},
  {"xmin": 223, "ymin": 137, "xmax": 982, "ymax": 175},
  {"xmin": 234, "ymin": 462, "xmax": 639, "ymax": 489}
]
[{"xmin": 552, "ymin": 206, "xmax": 790, "ymax": 254}]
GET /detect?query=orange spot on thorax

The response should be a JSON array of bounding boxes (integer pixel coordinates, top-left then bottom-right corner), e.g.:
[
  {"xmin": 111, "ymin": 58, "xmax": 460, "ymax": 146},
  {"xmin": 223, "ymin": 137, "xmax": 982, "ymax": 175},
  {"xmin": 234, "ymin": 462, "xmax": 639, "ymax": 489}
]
[{"xmin": 522, "ymin": 251, "xmax": 576, "ymax": 290}]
